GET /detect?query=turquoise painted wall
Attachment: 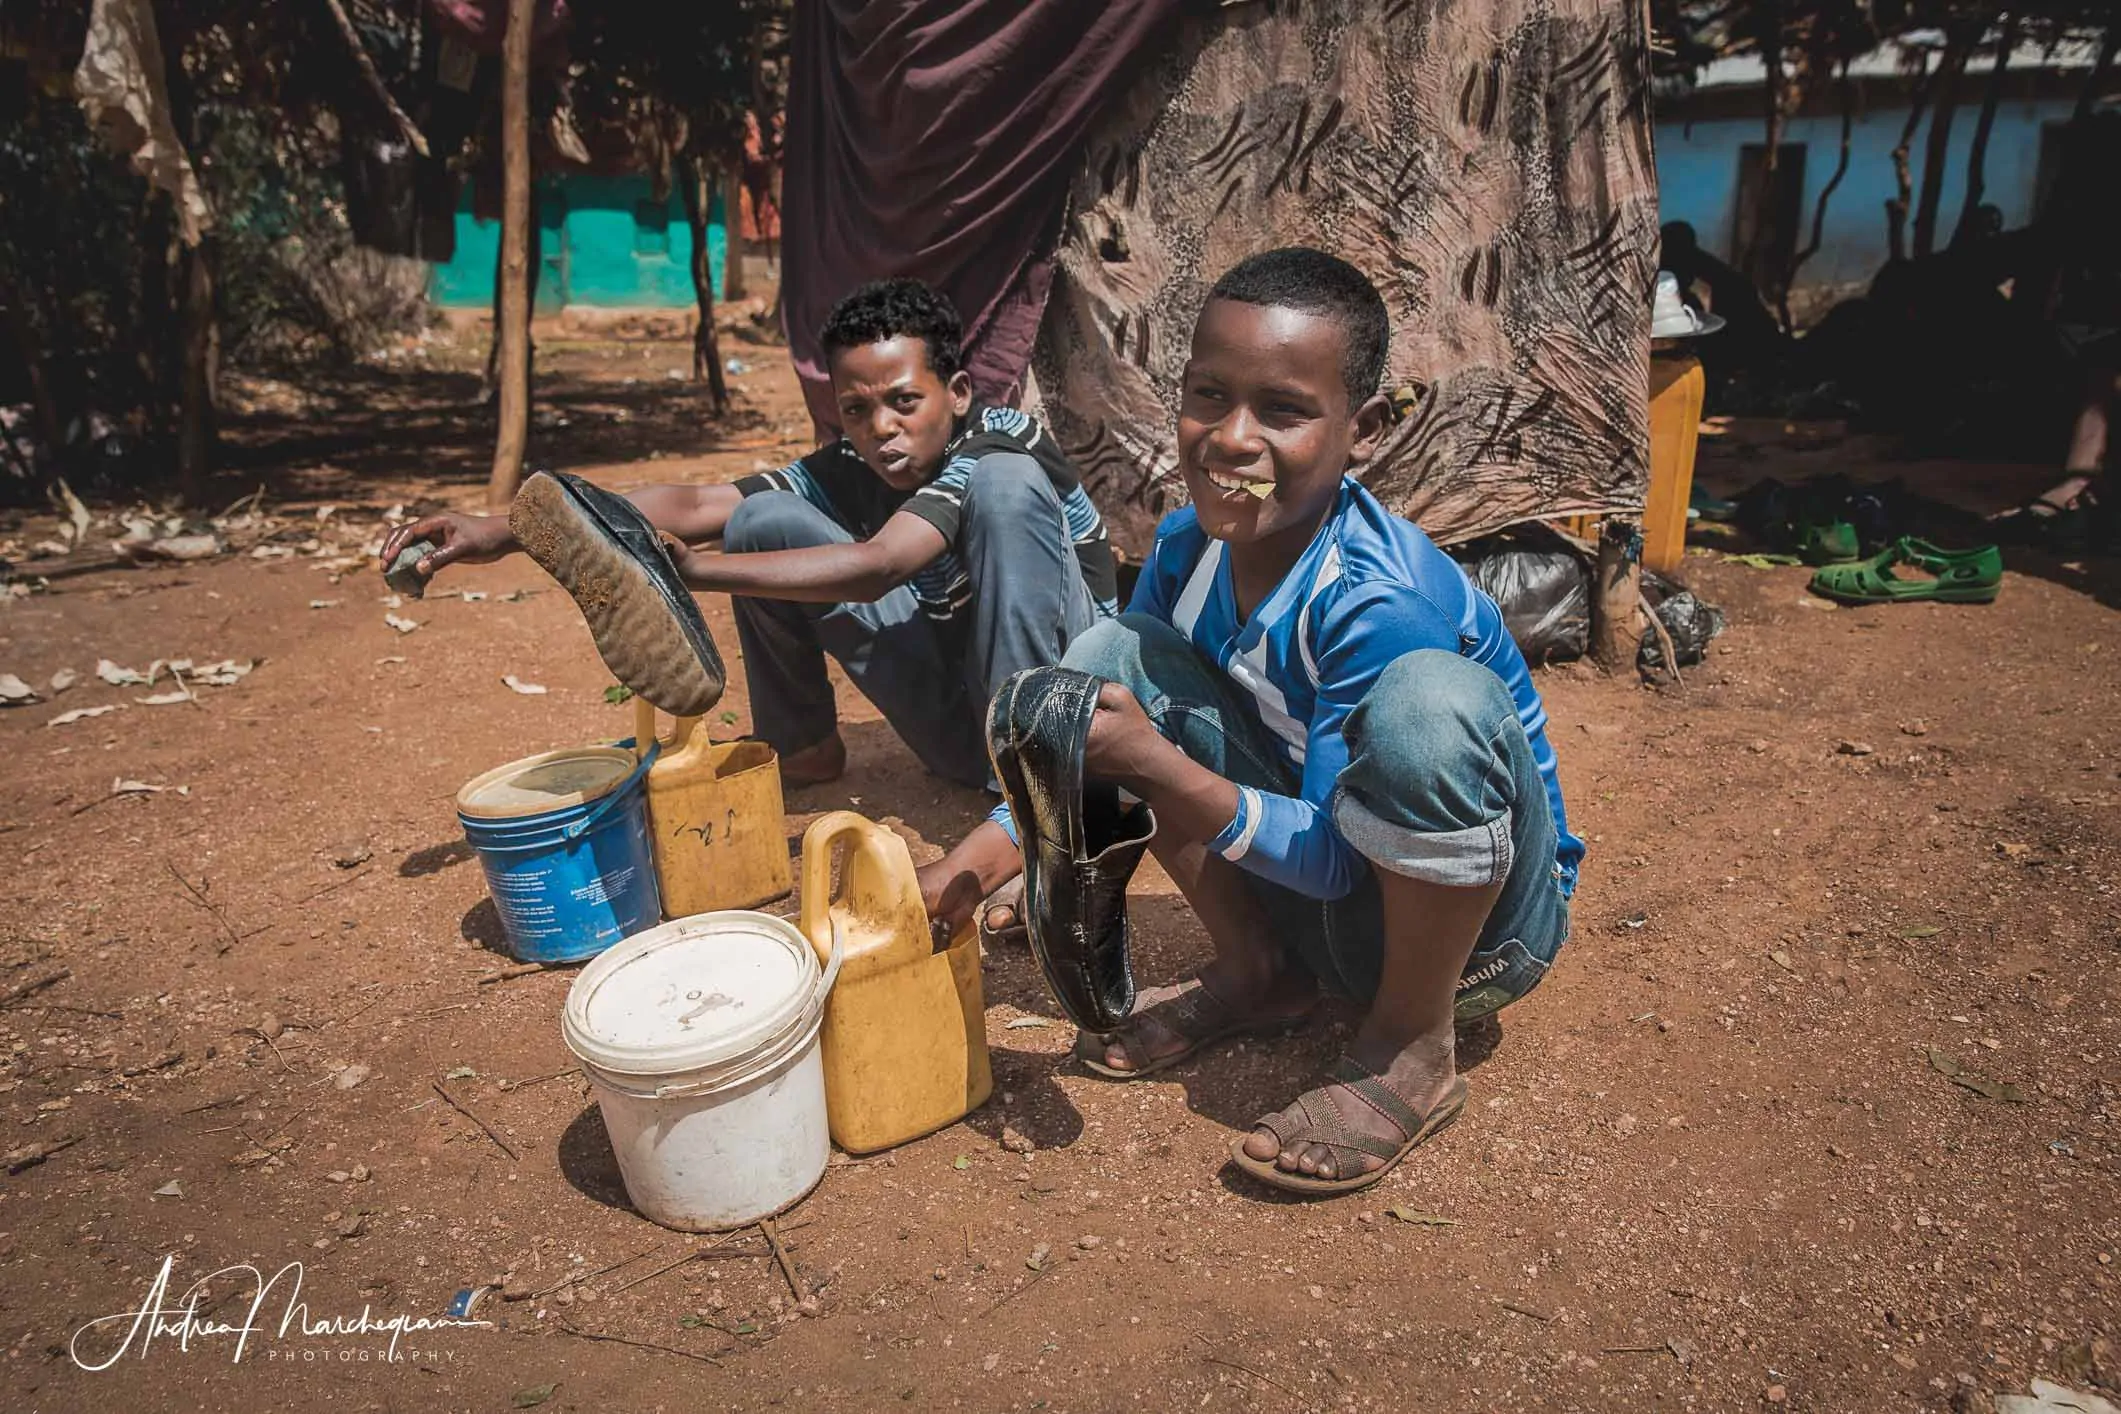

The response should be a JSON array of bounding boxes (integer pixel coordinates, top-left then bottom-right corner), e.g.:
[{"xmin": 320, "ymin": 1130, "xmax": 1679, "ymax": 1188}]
[{"xmin": 429, "ymin": 174, "xmax": 727, "ymax": 310}]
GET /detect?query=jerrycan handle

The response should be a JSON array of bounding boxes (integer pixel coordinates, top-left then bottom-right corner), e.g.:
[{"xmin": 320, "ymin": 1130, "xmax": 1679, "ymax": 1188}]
[
  {"xmin": 632, "ymin": 696, "xmax": 702, "ymax": 763},
  {"xmin": 800, "ymin": 810, "xmax": 923, "ymax": 969}
]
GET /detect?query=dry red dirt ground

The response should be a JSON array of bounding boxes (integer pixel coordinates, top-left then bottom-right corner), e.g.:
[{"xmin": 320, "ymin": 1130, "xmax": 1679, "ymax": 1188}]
[{"xmin": 0, "ymin": 331, "xmax": 2115, "ymax": 1413}]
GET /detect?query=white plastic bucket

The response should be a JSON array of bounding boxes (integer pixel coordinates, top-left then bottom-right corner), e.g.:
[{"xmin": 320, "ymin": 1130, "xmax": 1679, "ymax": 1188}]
[{"xmin": 562, "ymin": 911, "xmax": 843, "ymax": 1231}]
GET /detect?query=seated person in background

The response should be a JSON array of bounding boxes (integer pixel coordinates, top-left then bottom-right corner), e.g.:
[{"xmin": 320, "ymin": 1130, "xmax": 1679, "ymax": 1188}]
[
  {"xmin": 918, "ymin": 248, "xmax": 1584, "ymax": 1196},
  {"xmin": 1660, "ymin": 220, "xmax": 1788, "ymax": 377},
  {"xmin": 384, "ymin": 278, "xmax": 1118, "ymax": 792}
]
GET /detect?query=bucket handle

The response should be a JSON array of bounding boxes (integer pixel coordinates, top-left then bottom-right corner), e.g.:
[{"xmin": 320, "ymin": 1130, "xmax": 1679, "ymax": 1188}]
[
  {"xmin": 563, "ymin": 738, "xmax": 660, "ymax": 842},
  {"xmin": 635, "ymin": 917, "xmax": 844, "ymax": 1101}
]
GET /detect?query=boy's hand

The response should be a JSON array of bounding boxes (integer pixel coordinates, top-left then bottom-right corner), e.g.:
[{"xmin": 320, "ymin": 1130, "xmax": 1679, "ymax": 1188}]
[
  {"xmin": 1083, "ymin": 682, "xmax": 1164, "ymax": 788},
  {"xmin": 380, "ymin": 514, "xmax": 515, "ymax": 578},
  {"xmin": 914, "ymin": 820, "xmax": 1023, "ymax": 947},
  {"xmin": 916, "ymin": 859, "xmax": 987, "ymax": 947}
]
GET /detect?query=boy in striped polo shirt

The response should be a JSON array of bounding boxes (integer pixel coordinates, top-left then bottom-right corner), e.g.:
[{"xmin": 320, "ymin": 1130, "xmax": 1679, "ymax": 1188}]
[
  {"xmin": 919, "ymin": 249, "xmax": 1583, "ymax": 1196},
  {"xmin": 386, "ymin": 278, "xmax": 1116, "ymax": 790}
]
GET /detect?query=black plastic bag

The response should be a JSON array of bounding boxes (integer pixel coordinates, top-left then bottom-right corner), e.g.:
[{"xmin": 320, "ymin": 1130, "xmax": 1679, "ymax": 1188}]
[
  {"xmin": 1637, "ymin": 572, "xmax": 1726, "ymax": 669},
  {"xmin": 1464, "ymin": 546, "xmax": 1591, "ymax": 664}
]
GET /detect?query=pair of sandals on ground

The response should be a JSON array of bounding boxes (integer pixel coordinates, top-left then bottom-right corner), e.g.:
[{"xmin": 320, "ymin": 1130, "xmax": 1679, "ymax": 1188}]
[
  {"xmin": 982, "ymin": 877, "xmax": 1463, "ymax": 1196},
  {"xmin": 509, "ymin": 470, "xmax": 1460, "ymax": 1196}
]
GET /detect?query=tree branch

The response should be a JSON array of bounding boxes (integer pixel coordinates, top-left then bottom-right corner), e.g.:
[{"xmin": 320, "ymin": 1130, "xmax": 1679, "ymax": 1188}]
[{"xmin": 320, "ymin": 0, "xmax": 431, "ymax": 159}]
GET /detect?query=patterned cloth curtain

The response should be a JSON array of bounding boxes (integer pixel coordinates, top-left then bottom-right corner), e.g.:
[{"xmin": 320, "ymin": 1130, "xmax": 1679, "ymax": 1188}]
[{"xmin": 1030, "ymin": 0, "xmax": 1659, "ymax": 548}]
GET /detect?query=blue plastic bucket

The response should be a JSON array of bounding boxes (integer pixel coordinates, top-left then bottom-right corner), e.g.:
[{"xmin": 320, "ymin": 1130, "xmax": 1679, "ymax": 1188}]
[{"xmin": 456, "ymin": 742, "xmax": 663, "ymax": 964}]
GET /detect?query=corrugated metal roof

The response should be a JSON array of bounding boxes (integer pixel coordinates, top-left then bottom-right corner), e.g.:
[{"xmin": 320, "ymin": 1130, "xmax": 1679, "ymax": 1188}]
[{"xmin": 1684, "ymin": 33, "xmax": 2105, "ymax": 91}]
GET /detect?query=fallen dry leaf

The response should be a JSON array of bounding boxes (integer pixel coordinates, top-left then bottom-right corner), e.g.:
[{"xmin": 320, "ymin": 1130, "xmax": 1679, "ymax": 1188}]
[
  {"xmin": 48, "ymin": 667, "xmax": 77, "ymax": 693},
  {"xmin": 135, "ymin": 691, "xmax": 195, "ymax": 707},
  {"xmin": 110, "ymin": 777, "xmax": 189, "ymax": 799},
  {"xmin": 96, "ymin": 659, "xmax": 148, "ymax": 686},
  {"xmin": 0, "ymin": 673, "xmax": 36, "ymax": 704},
  {"xmin": 1384, "ymin": 1208, "xmax": 1459, "ymax": 1227},
  {"xmin": 501, "ymin": 675, "xmax": 548, "ymax": 695},
  {"xmin": 47, "ymin": 704, "xmax": 118, "ymax": 728},
  {"xmin": 189, "ymin": 659, "xmax": 254, "ymax": 686},
  {"xmin": 384, "ymin": 613, "xmax": 420, "ymax": 635}
]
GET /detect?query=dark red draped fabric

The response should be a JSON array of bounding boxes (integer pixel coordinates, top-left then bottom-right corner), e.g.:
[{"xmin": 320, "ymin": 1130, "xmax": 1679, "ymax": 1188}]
[{"xmin": 780, "ymin": 0, "xmax": 1184, "ymax": 431}]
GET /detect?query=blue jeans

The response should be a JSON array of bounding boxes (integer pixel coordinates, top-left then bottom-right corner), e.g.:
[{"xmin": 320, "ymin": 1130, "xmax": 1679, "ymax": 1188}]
[
  {"xmin": 1062, "ymin": 614, "xmax": 1570, "ymax": 1018},
  {"xmin": 724, "ymin": 453, "xmax": 1100, "ymax": 791}
]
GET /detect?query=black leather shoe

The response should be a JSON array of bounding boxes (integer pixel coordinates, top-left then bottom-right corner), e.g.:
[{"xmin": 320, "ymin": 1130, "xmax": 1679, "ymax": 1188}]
[
  {"xmin": 987, "ymin": 667, "xmax": 1156, "ymax": 1032},
  {"xmin": 509, "ymin": 470, "xmax": 726, "ymax": 717}
]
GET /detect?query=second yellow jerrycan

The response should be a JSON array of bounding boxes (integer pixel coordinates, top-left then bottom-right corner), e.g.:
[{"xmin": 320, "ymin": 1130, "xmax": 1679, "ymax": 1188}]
[
  {"xmin": 799, "ymin": 811, "xmax": 993, "ymax": 1153},
  {"xmin": 634, "ymin": 698, "xmax": 792, "ymax": 916}
]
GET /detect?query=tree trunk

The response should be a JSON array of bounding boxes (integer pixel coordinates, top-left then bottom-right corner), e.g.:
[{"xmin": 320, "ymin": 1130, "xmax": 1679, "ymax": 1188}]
[
  {"xmin": 1885, "ymin": 52, "xmax": 1937, "ymax": 263},
  {"xmin": 681, "ymin": 153, "xmax": 731, "ymax": 416},
  {"xmin": 721, "ymin": 166, "xmax": 748, "ymax": 303},
  {"xmin": 1739, "ymin": 1, "xmax": 1789, "ymax": 294},
  {"xmin": 1911, "ymin": 24, "xmax": 1976, "ymax": 260},
  {"xmin": 1951, "ymin": 13, "xmax": 2019, "ymax": 249},
  {"xmin": 485, "ymin": 0, "xmax": 535, "ymax": 513},
  {"xmin": 176, "ymin": 238, "xmax": 217, "ymax": 505},
  {"xmin": 157, "ymin": 0, "xmax": 216, "ymax": 505},
  {"xmin": 1782, "ymin": 61, "xmax": 1853, "ymax": 328},
  {"xmin": 483, "ymin": 207, "xmax": 539, "ymax": 403}
]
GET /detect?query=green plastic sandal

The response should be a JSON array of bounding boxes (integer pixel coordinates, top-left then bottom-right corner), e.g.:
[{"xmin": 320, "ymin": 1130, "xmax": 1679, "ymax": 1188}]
[
  {"xmin": 1809, "ymin": 538, "xmax": 2001, "ymax": 604},
  {"xmin": 1797, "ymin": 520, "xmax": 1861, "ymax": 566}
]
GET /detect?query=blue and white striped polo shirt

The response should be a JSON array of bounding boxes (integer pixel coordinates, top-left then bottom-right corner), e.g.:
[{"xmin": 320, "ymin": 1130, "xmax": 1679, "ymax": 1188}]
[
  {"xmin": 1123, "ymin": 477, "xmax": 1584, "ymax": 901},
  {"xmin": 734, "ymin": 406, "xmax": 1119, "ymax": 623}
]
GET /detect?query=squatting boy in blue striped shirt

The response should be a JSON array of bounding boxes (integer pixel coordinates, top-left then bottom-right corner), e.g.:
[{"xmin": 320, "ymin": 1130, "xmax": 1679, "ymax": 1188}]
[
  {"xmin": 384, "ymin": 277, "xmax": 1116, "ymax": 792},
  {"xmin": 919, "ymin": 248, "xmax": 1583, "ymax": 1197}
]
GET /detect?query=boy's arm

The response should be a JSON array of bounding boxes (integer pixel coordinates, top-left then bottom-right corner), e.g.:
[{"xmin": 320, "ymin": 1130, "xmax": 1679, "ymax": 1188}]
[
  {"xmin": 914, "ymin": 819, "xmax": 1022, "ymax": 940},
  {"xmin": 380, "ymin": 483, "xmax": 746, "ymax": 577},
  {"xmin": 671, "ymin": 507, "xmax": 947, "ymax": 604},
  {"xmin": 1091, "ymin": 583, "xmax": 1461, "ymax": 902}
]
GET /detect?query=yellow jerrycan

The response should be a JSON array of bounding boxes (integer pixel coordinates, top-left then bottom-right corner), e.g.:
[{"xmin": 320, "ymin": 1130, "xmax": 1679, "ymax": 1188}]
[
  {"xmin": 634, "ymin": 697, "xmax": 792, "ymax": 915},
  {"xmin": 799, "ymin": 811, "xmax": 993, "ymax": 1153}
]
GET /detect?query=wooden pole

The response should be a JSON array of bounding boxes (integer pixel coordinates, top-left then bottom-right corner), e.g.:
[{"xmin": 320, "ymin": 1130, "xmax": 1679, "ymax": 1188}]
[
  {"xmin": 485, "ymin": 0, "xmax": 535, "ymax": 513},
  {"xmin": 1592, "ymin": 519, "xmax": 1643, "ymax": 671},
  {"xmin": 176, "ymin": 238, "xmax": 216, "ymax": 505}
]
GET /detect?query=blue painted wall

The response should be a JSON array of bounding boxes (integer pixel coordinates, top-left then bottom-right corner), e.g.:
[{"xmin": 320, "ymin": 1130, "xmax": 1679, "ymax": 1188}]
[
  {"xmin": 429, "ymin": 174, "xmax": 727, "ymax": 310},
  {"xmin": 1654, "ymin": 96, "xmax": 2075, "ymax": 286}
]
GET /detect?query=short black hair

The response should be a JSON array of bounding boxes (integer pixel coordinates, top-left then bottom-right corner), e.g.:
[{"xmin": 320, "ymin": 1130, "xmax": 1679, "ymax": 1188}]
[
  {"xmin": 819, "ymin": 278, "xmax": 964, "ymax": 379},
  {"xmin": 1206, "ymin": 248, "xmax": 1389, "ymax": 404}
]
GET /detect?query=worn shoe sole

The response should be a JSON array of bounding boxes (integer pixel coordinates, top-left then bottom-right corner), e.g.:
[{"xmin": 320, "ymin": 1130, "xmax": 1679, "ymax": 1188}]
[{"xmin": 509, "ymin": 473, "xmax": 725, "ymax": 717}]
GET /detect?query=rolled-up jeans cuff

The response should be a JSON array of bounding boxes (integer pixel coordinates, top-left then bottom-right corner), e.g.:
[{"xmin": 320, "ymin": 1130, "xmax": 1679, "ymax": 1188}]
[{"xmin": 1332, "ymin": 791, "xmax": 1514, "ymax": 888}]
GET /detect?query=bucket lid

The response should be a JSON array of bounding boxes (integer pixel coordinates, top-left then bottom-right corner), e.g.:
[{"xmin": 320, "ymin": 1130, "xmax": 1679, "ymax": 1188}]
[
  {"xmin": 457, "ymin": 745, "xmax": 638, "ymax": 820},
  {"xmin": 562, "ymin": 911, "xmax": 821, "ymax": 1083}
]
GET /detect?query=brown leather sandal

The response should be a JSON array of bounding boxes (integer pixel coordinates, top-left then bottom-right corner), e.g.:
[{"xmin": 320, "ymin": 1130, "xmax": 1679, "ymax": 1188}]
[
  {"xmin": 1072, "ymin": 975, "xmax": 1314, "ymax": 1081},
  {"xmin": 1230, "ymin": 1057, "xmax": 1468, "ymax": 1197}
]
